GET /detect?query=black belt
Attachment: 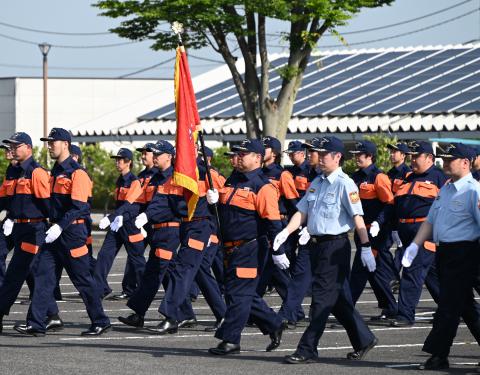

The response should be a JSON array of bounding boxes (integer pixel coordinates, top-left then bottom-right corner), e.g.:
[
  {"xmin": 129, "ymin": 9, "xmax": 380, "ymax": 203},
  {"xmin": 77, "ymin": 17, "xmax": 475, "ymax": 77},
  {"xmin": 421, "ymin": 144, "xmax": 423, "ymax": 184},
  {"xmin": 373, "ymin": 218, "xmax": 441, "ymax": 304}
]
[
  {"xmin": 310, "ymin": 232, "xmax": 348, "ymax": 244},
  {"xmin": 438, "ymin": 240, "xmax": 478, "ymax": 247}
]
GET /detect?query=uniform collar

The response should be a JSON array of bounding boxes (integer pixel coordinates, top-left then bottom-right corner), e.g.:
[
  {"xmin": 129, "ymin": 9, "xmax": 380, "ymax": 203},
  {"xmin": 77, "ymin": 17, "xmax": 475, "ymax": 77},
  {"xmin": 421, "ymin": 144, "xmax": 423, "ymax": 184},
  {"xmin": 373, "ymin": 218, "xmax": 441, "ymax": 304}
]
[
  {"xmin": 119, "ymin": 171, "xmax": 134, "ymax": 182},
  {"xmin": 451, "ymin": 173, "xmax": 474, "ymax": 191},
  {"xmin": 56, "ymin": 156, "xmax": 74, "ymax": 171},
  {"xmin": 262, "ymin": 162, "xmax": 278, "ymax": 172},
  {"xmin": 242, "ymin": 167, "xmax": 263, "ymax": 181},
  {"xmin": 19, "ymin": 156, "xmax": 34, "ymax": 171},
  {"xmin": 158, "ymin": 166, "xmax": 173, "ymax": 178},
  {"xmin": 323, "ymin": 167, "xmax": 342, "ymax": 184},
  {"xmin": 360, "ymin": 163, "xmax": 377, "ymax": 176}
]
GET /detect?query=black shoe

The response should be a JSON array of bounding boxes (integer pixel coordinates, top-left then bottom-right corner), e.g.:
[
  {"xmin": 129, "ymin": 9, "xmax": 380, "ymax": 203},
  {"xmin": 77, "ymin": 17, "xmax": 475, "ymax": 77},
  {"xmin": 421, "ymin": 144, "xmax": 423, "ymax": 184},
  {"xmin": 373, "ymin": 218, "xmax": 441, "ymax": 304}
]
[
  {"xmin": 45, "ymin": 315, "xmax": 64, "ymax": 332},
  {"xmin": 178, "ymin": 317, "xmax": 197, "ymax": 328},
  {"xmin": 118, "ymin": 313, "xmax": 144, "ymax": 328},
  {"xmin": 418, "ymin": 356, "xmax": 449, "ymax": 370},
  {"xmin": 111, "ymin": 292, "xmax": 130, "ymax": 301},
  {"xmin": 81, "ymin": 324, "xmax": 111, "ymax": 336},
  {"xmin": 390, "ymin": 318, "xmax": 414, "ymax": 327},
  {"xmin": 284, "ymin": 353, "xmax": 319, "ymax": 364},
  {"xmin": 370, "ymin": 314, "xmax": 394, "ymax": 322},
  {"xmin": 347, "ymin": 337, "xmax": 378, "ymax": 360},
  {"xmin": 14, "ymin": 325, "xmax": 46, "ymax": 337},
  {"xmin": 208, "ymin": 341, "xmax": 240, "ymax": 355},
  {"xmin": 205, "ymin": 318, "xmax": 224, "ymax": 332},
  {"xmin": 266, "ymin": 325, "xmax": 284, "ymax": 352},
  {"xmin": 147, "ymin": 319, "xmax": 178, "ymax": 335},
  {"xmin": 282, "ymin": 319, "xmax": 297, "ymax": 330}
]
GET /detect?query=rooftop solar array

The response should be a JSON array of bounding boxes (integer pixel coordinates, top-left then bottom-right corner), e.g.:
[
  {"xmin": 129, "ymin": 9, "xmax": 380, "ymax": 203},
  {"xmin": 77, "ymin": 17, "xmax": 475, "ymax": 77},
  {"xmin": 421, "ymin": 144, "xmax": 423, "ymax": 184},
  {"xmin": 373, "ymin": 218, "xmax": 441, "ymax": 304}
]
[{"xmin": 140, "ymin": 45, "xmax": 480, "ymax": 121}]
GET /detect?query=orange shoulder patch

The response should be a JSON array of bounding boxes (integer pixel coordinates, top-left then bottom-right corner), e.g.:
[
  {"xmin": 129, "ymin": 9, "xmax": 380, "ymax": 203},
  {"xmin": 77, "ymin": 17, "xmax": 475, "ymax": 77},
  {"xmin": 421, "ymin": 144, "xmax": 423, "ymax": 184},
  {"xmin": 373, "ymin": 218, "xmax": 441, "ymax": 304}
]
[{"xmin": 349, "ymin": 191, "xmax": 360, "ymax": 203}]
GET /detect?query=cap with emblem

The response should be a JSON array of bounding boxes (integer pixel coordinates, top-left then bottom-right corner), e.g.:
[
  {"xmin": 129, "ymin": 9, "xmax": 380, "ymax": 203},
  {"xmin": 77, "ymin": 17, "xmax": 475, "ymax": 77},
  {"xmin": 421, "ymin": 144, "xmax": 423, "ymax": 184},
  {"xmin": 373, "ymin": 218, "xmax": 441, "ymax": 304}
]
[
  {"xmin": 136, "ymin": 142, "xmax": 156, "ymax": 152},
  {"xmin": 349, "ymin": 140, "xmax": 377, "ymax": 156},
  {"xmin": 437, "ymin": 143, "xmax": 477, "ymax": 161},
  {"xmin": 40, "ymin": 127, "xmax": 71, "ymax": 143},
  {"xmin": 262, "ymin": 136, "xmax": 282, "ymax": 153},
  {"xmin": 69, "ymin": 144, "xmax": 82, "ymax": 159},
  {"xmin": 283, "ymin": 141, "xmax": 304, "ymax": 153},
  {"xmin": 110, "ymin": 148, "xmax": 133, "ymax": 160},
  {"xmin": 406, "ymin": 141, "xmax": 434, "ymax": 156},
  {"xmin": 3, "ymin": 132, "xmax": 32, "ymax": 147},
  {"xmin": 304, "ymin": 136, "xmax": 345, "ymax": 154},
  {"xmin": 387, "ymin": 142, "xmax": 409, "ymax": 154},
  {"xmin": 199, "ymin": 146, "xmax": 213, "ymax": 158},
  {"xmin": 232, "ymin": 139, "xmax": 265, "ymax": 157},
  {"xmin": 147, "ymin": 141, "xmax": 175, "ymax": 156}
]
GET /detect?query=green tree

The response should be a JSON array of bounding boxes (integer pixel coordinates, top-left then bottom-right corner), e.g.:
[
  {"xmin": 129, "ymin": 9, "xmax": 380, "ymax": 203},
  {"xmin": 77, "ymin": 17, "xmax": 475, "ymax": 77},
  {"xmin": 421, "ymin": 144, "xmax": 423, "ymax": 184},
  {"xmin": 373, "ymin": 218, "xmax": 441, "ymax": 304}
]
[
  {"xmin": 211, "ymin": 146, "xmax": 233, "ymax": 177},
  {"xmin": 95, "ymin": 0, "xmax": 394, "ymax": 143}
]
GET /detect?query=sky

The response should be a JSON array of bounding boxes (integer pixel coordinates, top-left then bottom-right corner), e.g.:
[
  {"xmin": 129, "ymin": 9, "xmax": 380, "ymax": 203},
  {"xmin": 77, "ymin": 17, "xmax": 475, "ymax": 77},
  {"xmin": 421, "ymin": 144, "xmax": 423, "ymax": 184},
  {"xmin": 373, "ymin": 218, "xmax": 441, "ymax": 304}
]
[{"xmin": 0, "ymin": 0, "xmax": 478, "ymax": 79}]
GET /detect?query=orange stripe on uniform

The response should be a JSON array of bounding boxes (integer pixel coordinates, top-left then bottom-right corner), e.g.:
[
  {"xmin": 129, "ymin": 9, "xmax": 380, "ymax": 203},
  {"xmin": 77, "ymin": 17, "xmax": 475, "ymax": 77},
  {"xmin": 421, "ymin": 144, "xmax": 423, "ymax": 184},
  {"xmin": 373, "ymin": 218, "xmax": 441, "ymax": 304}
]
[
  {"xmin": 256, "ymin": 183, "xmax": 281, "ymax": 220},
  {"xmin": 424, "ymin": 241, "xmax": 436, "ymax": 252},
  {"xmin": 279, "ymin": 170, "xmax": 299, "ymax": 200},
  {"xmin": 32, "ymin": 167, "xmax": 51, "ymax": 198},
  {"xmin": 70, "ymin": 245, "xmax": 88, "ymax": 258},
  {"xmin": 236, "ymin": 267, "xmax": 257, "ymax": 279},
  {"xmin": 86, "ymin": 236, "xmax": 93, "ymax": 245},
  {"xmin": 374, "ymin": 173, "xmax": 394, "ymax": 204},
  {"xmin": 209, "ymin": 234, "xmax": 219, "ymax": 244},
  {"xmin": 20, "ymin": 242, "xmax": 39, "ymax": 254},
  {"xmin": 128, "ymin": 233, "xmax": 144, "ymax": 243},
  {"xmin": 71, "ymin": 169, "xmax": 92, "ymax": 202},
  {"xmin": 155, "ymin": 248, "xmax": 173, "ymax": 260},
  {"xmin": 125, "ymin": 180, "xmax": 143, "ymax": 204},
  {"xmin": 188, "ymin": 238, "xmax": 204, "ymax": 251},
  {"xmin": 294, "ymin": 176, "xmax": 309, "ymax": 192}
]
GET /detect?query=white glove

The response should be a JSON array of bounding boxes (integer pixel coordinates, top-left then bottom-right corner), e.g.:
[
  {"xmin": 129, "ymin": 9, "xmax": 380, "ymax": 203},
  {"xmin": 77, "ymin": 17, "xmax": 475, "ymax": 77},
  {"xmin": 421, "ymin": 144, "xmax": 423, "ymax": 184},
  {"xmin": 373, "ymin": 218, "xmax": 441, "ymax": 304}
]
[
  {"xmin": 392, "ymin": 231, "xmax": 403, "ymax": 247},
  {"xmin": 272, "ymin": 253, "xmax": 290, "ymax": 270},
  {"xmin": 273, "ymin": 228, "xmax": 289, "ymax": 252},
  {"xmin": 2, "ymin": 218, "xmax": 14, "ymax": 236},
  {"xmin": 99, "ymin": 216, "xmax": 110, "ymax": 230},
  {"xmin": 110, "ymin": 215, "xmax": 124, "ymax": 232},
  {"xmin": 298, "ymin": 227, "xmax": 311, "ymax": 245},
  {"xmin": 206, "ymin": 189, "xmax": 219, "ymax": 205},
  {"xmin": 401, "ymin": 242, "xmax": 419, "ymax": 268},
  {"xmin": 361, "ymin": 246, "xmax": 376, "ymax": 272},
  {"xmin": 135, "ymin": 212, "xmax": 148, "ymax": 229},
  {"xmin": 369, "ymin": 221, "xmax": 380, "ymax": 238},
  {"xmin": 140, "ymin": 227, "xmax": 147, "ymax": 238},
  {"xmin": 45, "ymin": 224, "xmax": 62, "ymax": 243}
]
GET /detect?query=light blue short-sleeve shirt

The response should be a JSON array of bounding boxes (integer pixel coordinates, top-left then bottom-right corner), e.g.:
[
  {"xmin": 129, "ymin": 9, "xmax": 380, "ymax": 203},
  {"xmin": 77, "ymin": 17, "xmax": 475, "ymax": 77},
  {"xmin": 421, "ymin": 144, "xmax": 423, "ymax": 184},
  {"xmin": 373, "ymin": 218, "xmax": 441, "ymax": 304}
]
[
  {"xmin": 297, "ymin": 167, "xmax": 364, "ymax": 235},
  {"xmin": 427, "ymin": 173, "xmax": 480, "ymax": 243}
]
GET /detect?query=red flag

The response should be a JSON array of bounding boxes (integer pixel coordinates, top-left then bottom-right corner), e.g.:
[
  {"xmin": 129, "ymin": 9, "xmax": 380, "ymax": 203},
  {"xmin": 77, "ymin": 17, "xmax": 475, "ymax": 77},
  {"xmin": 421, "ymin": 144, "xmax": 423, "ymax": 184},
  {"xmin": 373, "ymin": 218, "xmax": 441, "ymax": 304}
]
[{"xmin": 173, "ymin": 45, "xmax": 201, "ymax": 219}]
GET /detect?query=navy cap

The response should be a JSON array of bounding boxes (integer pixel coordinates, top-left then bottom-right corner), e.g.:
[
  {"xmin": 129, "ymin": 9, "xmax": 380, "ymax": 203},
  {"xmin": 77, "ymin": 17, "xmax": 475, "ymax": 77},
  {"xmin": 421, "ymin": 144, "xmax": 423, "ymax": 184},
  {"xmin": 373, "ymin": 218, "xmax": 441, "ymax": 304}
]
[
  {"xmin": 387, "ymin": 142, "xmax": 410, "ymax": 154},
  {"xmin": 199, "ymin": 146, "xmax": 213, "ymax": 158},
  {"xmin": 283, "ymin": 141, "xmax": 304, "ymax": 153},
  {"xmin": 3, "ymin": 132, "xmax": 32, "ymax": 146},
  {"xmin": 110, "ymin": 148, "xmax": 133, "ymax": 160},
  {"xmin": 301, "ymin": 137, "xmax": 321, "ymax": 149},
  {"xmin": 407, "ymin": 141, "xmax": 434, "ymax": 156},
  {"xmin": 304, "ymin": 136, "xmax": 345, "ymax": 154},
  {"xmin": 232, "ymin": 139, "xmax": 265, "ymax": 157},
  {"xmin": 136, "ymin": 142, "xmax": 156, "ymax": 152},
  {"xmin": 40, "ymin": 127, "xmax": 71, "ymax": 142},
  {"xmin": 147, "ymin": 140, "xmax": 175, "ymax": 156},
  {"xmin": 69, "ymin": 144, "xmax": 82, "ymax": 158},
  {"xmin": 349, "ymin": 140, "xmax": 377, "ymax": 156},
  {"xmin": 437, "ymin": 143, "xmax": 477, "ymax": 161},
  {"xmin": 262, "ymin": 136, "xmax": 282, "ymax": 153}
]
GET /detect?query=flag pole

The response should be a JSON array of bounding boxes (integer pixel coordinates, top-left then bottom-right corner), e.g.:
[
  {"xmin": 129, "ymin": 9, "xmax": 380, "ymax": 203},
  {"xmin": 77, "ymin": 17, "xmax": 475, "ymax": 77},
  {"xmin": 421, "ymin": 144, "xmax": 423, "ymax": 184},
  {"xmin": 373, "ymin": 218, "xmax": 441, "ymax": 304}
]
[{"xmin": 172, "ymin": 22, "xmax": 223, "ymax": 243}]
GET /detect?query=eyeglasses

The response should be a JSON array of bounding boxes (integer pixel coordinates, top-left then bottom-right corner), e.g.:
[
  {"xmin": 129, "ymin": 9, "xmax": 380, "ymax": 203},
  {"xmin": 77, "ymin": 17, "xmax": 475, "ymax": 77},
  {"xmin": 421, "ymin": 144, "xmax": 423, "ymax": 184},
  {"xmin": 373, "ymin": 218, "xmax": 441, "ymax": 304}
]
[{"xmin": 11, "ymin": 143, "xmax": 26, "ymax": 150}]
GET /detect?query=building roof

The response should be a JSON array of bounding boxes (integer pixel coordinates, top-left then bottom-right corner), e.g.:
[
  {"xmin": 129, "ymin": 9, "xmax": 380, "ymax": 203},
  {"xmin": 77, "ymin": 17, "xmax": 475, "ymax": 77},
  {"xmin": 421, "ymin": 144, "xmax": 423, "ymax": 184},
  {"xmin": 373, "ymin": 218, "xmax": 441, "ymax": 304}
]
[{"xmin": 72, "ymin": 44, "xmax": 480, "ymax": 141}]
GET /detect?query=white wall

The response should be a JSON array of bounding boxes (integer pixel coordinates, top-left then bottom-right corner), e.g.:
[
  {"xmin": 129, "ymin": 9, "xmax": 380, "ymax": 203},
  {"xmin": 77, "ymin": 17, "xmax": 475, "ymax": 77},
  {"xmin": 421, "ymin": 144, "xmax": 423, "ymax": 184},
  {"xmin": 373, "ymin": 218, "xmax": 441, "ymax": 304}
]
[
  {"xmin": 13, "ymin": 78, "xmax": 173, "ymax": 147},
  {"xmin": 0, "ymin": 79, "xmax": 16, "ymax": 141}
]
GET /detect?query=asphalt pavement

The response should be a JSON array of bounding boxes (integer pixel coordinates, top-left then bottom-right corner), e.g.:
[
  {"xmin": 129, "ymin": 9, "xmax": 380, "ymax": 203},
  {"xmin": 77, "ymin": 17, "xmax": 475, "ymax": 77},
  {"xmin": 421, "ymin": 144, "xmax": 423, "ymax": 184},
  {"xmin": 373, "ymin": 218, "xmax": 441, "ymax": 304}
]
[{"xmin": 0, "ymin": 233, "xmax": 479, "ymax": 374}]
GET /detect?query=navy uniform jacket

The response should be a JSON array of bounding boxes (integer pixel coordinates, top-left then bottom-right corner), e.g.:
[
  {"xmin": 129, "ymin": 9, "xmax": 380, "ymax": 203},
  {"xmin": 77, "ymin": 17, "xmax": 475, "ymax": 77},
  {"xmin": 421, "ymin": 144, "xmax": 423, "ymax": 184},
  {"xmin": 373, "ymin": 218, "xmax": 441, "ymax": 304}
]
[{"xmin": 387, "ymin": 163, "xmax": 411, "ymax": 194}]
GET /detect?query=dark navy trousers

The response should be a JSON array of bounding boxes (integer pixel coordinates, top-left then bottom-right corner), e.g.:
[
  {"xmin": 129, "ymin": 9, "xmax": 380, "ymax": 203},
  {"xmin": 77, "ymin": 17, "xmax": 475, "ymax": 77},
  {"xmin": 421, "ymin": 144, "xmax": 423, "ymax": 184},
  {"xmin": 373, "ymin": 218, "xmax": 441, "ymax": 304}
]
[
  {"xmin": 27, "ymin": 223, "xmax": 109, "ymax": 331},
  {"xmin": 159, "ymin": 220, "xmax": 212, "ymax": 321},
  {"xmin": 0, "ymin": 222, "xmax": 45, "ymax": 316},
  {"xmin": 215, "ymin": 237, "xmax": 282, "ymax": 345},
  {"xmin": 94, "ymin": 220, "xmax": 146, "ymax": 297},
  {"xmin": 127, "ymin": 226, "xmax": 179, "ymax": 316},
  {"xmin": 296, "ymin": 235, "xmax": 375, "ymax": 358}
]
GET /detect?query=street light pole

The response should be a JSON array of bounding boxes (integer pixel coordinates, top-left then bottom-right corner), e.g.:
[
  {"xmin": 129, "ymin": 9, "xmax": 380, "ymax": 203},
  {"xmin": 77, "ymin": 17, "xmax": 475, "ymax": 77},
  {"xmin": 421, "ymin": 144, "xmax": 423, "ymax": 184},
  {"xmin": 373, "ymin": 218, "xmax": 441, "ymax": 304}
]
[{"xmin": 38, "ymin": 43, "xmax": 51, "ymax": 147}]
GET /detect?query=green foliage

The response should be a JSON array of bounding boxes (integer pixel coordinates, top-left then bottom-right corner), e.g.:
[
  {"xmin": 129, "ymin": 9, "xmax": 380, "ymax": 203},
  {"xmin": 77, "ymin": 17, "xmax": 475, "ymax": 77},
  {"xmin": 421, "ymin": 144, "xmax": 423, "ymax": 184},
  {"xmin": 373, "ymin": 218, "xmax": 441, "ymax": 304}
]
[
  {"xmin": 81, "ymin": 144, "xmax": 119, "ymax": 211},
  {"xmin": 211, "ymin": 146, "xmax": 234, "ymax": 177},
  {"xmin": 343, "ymin": 134, "xmax": 397, "ymax": 175}
]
